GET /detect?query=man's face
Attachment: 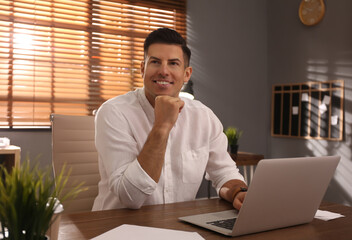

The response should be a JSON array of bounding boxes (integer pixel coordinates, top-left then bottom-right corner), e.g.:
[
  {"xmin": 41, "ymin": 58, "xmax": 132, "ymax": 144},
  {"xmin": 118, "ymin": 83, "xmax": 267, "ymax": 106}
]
[{"xmin": 141, "ymin": 43, "xmax": 192, "ymax": 107}]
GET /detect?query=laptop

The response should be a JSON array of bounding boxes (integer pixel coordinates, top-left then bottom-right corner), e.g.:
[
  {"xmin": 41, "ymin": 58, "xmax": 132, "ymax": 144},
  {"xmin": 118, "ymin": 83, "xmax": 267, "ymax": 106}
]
[{"xmin": 179, "ymin": 156, "xmax": 340, "ymax": 237}]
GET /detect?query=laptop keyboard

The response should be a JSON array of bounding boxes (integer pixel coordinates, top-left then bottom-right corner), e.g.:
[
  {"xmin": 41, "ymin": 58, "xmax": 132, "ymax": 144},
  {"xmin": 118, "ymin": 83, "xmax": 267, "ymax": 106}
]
[{"xmin": 206, "ymin": 218, "xmax": 237, "ymax": 230}]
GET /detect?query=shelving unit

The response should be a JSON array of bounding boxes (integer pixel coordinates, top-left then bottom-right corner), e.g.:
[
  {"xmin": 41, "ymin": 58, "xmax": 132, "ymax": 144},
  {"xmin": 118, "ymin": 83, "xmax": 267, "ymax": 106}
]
[{"xmin": 271, "ymin": 80, "xmax": 344, "ymax": 141}]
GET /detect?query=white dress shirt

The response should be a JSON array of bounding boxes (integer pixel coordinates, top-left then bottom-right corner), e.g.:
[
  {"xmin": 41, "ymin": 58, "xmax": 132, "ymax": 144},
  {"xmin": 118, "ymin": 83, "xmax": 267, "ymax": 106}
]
[{"xmin": 92, "ymin": 88, "xmax": 244, "ymax": 210}]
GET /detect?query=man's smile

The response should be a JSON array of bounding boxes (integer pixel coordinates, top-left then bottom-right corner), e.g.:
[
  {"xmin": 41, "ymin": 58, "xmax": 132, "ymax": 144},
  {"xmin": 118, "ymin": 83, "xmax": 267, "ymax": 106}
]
[{"xmin": 153, "ymin": 80, "xmax": 174, "ymax": 85}]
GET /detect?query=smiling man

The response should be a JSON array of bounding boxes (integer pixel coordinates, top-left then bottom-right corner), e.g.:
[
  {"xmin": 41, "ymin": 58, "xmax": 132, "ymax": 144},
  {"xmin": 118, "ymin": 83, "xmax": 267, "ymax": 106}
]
[
  {"xmin": 142, "ymin": 43, "xmax": 191, "ymax": 106},
  {"xmin": 92, "ymin": 28, "xmax": 247, "ymax": 211}
]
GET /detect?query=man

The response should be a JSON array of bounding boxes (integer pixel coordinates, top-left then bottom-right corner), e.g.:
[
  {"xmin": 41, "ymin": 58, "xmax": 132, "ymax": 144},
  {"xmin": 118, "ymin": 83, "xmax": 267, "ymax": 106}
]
[{"xmin": 92, "ymin": 28, "xmax": 247, "ymax": 211}]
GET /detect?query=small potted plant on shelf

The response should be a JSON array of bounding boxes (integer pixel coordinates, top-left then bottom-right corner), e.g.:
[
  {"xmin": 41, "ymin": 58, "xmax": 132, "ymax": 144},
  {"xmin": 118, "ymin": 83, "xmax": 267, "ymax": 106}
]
[
  {"xmin": 224, "ymin": 126, "xmax": 243, "ymax": 154},
  {"xmin": 0, "ymin": 159, "xmax": 86, "ymax": 240}
]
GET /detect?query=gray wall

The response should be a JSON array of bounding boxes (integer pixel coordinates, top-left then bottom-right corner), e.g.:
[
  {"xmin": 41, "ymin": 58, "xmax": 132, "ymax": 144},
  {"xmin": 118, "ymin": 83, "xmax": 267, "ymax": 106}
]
[
  {"xmin": 187, "ymin": 0, "xmax": 268, "ymax": 156},
  {"xmin": 1, "ymin": 0, "xmax": 351, "ymax": 206},
  {"xmin": 187, "ymin": 0, "xmax": 268, "ymax": 198},
  {"xmin": 267, "ymin": 0, "xmax": 352, "ymax": 206},
  {"xmin": 0, "ymin": 130, "xmax": 52, "ymax": 168},
  {"xmin": 188, "ymin": 0, "xmax": 352, "ymax": 205}
]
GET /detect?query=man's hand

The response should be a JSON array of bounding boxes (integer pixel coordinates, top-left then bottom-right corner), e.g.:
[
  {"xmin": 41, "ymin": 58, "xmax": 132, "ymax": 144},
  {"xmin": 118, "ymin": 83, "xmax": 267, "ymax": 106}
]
[
  {"xmin": 219, "ymin": 179, "xmax": 247, "ymax": 211},
  {"xmin": 232, "ymin": 191, "xmax": 246, "ymax": 210},
  {"xmin": 154, "ymin": 95, "xmax": 184, "ymax": 133}
]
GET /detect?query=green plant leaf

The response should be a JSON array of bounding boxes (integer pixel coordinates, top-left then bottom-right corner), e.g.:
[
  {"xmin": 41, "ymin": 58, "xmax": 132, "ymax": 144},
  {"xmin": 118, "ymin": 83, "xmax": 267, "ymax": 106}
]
[
  {"xmin": 0, "ymin": 157, "xmax": 86, "ymax": 240},
  {"xmin": 224, "ymin": 126, "xmax": 243, "ymax": 146}
]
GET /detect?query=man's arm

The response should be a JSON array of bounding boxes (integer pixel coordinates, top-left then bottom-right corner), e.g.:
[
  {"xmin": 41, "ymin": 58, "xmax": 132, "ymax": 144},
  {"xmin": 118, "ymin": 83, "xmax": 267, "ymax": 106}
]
[
  {"xmin": 137, "ymin": 95, "xmax": 184, "ymax": 182},
  {"xmin": 219, "ymin": 179, "xmax": 248, "ymax": 210},
  {"xmin": 94, "ymin": 95, "xmax": 184, "ymax": 209}
]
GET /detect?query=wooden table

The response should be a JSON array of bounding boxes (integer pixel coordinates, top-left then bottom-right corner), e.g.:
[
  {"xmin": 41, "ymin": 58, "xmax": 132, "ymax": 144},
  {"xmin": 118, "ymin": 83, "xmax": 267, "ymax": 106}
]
[
  {"xmin": 230, "ymin": 151, "xmax": 264, "ymax": 183},
  {"xmin": 58, "ymin": 198, "xmax": 352, "ymax": 240}
]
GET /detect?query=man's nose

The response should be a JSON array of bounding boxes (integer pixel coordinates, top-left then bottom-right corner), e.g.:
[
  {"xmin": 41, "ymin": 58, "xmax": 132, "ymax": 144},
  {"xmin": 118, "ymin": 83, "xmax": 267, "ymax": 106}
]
[{"xmin": 158, "ymin": 63, "xmax": 170, "ymax": 76}]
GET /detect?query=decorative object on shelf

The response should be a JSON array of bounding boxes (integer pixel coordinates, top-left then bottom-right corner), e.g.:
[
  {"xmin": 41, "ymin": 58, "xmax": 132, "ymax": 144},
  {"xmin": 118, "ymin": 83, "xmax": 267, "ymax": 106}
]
[
  {"xmin": 299, "ymin": 0, "xmax": 325, "ymax": 26},
  {"xmin": 271, "ymin": 80, "xmax": 344, "ymax": 141},
  {"xmin": 0, "ymin": 158, "xmax": 86, "ymax": 240},
  {"xmin": 0, "ymin": 137, "xmax": 10, "ymax": 148},
  {"xmin": 224, "ymin": 126, "xmax": 243, "ymax": 154}
]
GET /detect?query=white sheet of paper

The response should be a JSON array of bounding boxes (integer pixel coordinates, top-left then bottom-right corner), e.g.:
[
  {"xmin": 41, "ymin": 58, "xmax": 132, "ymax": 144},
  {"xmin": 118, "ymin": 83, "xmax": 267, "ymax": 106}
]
[
  {"xmin": 315, "ymin": 210, "xmax": 345, "ymax": 221},
  {"xmin": 301, "ymin": 93, "xmax": 309, "ymax": 102},
  {"xmin": 331, "ymin": 115, "xmax": 338, "ymax": 125},
  {"xmin": 91, "ymin": 224, "xmax": 205, "ymax": 240},
  {"xmin": 319, "ymin": 104, "xmax": 327, "ymax": 114},
  {"xmin": 323, "ymin": 95, "xmax": 331, "ymax": 105},
  {"xmin": 292, "ymin": 106, "xmax": 299, "ymax": 115}
]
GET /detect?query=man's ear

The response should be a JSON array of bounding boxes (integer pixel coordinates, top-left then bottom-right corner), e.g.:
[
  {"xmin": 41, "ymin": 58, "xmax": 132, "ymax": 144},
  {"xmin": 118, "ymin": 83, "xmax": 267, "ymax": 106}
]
[
  {"xmin": 140, "ymin": 61, "xmax": 145, "ymax": 77},
  {"xmin": 183, "ymin": 66, "xmax": 193, "ymax": 84}
]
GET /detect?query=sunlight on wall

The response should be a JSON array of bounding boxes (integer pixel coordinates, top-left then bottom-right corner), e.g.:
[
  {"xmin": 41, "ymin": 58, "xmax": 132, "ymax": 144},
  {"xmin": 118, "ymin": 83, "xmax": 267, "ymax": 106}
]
[
  {"xmin": 306, "ymin": 59, "xmax": 329, "ymax": 81},
  {"xmin": 306, "ymin": 57, "xmax": 352, "ymax": 206},
  {"xmin": 186, "ymin": 15, "xmax": 205, "ymax": 97},
  {"xmin": 306, "ymin": 141, "xmax": 328, "ymax": 156}
]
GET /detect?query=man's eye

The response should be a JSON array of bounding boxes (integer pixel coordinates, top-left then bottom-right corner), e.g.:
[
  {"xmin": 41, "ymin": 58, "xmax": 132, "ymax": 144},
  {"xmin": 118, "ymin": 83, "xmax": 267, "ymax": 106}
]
[
  {"xmin": 170, "ymin": 61, "xmax": 180, "ymax": 66},
  {"xmin": 150, "ymin": 60, "xmax": 159, "ymax": 64}
]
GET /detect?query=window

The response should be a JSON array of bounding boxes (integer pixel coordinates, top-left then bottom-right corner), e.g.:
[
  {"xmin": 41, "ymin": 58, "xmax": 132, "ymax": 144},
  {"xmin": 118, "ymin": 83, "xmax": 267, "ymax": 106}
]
[{"xmin": 0, "ymin": 0, "xmax": 186, "ymax": 128}]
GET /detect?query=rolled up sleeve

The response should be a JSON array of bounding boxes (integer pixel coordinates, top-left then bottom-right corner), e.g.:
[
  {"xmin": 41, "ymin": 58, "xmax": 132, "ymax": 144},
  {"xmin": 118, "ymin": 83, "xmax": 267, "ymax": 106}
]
[{"xmin": 109, "ymin": 159, "xmax": 157, "ymax": 209}]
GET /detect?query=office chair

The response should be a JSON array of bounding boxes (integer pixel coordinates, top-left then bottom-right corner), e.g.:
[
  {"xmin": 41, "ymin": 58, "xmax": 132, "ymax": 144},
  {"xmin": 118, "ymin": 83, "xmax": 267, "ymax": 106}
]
[{"xmin": 51, "ymin": 114, "xmax": 100, "ymax": 213}]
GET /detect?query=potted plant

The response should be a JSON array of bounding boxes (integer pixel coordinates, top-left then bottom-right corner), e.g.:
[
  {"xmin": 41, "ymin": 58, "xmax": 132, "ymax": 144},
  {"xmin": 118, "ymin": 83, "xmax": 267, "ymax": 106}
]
[
  {"xmin": 224, "ymin": 126, "xmax": 243, "ymax": 154},
  {"xmin": 0, "ymin": 159, "xmax": 85, "ymax": 240}
]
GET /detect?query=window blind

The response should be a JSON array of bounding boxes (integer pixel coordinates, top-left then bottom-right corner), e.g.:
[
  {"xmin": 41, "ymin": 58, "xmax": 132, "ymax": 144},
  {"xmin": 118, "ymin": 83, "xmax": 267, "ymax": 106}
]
[{"xmin": 0, "ymin": 0, "xmax": 186, "ymax": 128}]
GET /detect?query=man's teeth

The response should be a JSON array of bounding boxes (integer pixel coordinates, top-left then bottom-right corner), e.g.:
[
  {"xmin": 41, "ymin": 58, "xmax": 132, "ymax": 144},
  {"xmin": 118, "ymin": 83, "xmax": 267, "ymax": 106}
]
[{"xmin": 156, "ymin": 81, "xmax": 169, "ymax": 85}]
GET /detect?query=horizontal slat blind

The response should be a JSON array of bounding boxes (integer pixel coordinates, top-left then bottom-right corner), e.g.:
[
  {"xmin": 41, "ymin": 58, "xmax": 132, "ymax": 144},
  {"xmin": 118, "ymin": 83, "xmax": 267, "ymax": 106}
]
[{"xmin": 0, "ymin": 0, "xmax": 186, "ymax": 127}]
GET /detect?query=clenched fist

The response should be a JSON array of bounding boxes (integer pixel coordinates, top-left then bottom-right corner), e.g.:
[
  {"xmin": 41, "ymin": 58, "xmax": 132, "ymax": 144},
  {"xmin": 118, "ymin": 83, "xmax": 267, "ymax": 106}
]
[{"xmin": 154, "ymin": 95, "xmax": 184, "ymax": 133}]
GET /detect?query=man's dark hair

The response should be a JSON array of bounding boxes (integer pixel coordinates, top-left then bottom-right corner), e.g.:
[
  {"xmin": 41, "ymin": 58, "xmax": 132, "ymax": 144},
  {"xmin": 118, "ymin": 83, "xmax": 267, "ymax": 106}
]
[{"xmin": 143, "ymin": 28, "xmax": 191, "ymax": 67}]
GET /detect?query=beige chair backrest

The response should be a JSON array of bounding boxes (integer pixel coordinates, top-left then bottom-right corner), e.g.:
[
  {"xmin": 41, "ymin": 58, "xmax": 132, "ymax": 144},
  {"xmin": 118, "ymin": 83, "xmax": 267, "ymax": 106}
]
[{"xmin": 51, "ymin": 114, "xmax": 100, "ymax": 213}]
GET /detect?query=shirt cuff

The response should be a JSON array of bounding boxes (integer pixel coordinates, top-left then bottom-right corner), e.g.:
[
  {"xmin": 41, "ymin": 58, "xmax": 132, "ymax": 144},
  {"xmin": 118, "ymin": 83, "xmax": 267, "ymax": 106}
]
[
  {"xmin": 123, "ymin": 159, "xmax": 157, "ymax": 195},
  {"xmin": 214, "ymin": 173, "xmax": 246, "ymax": 195}
]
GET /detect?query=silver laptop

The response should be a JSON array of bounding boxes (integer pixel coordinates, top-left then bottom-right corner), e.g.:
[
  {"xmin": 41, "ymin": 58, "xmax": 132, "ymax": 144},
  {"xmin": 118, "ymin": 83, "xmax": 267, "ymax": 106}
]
[{"xmin": 179, "ymin": 156, "xmax": 340, "ymax": 237}]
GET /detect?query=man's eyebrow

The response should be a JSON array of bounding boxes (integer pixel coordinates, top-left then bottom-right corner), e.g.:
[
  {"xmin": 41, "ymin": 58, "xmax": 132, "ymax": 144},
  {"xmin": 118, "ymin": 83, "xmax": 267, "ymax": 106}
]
[
  {"xmin": 148, "ymin": 56, "xmax": 160, "ymax": 61},
  {"xmin": 168, "ymin": 58, "xmax": 181, "ymax": 62},
  {"xmin": 148, "ymin": 56, "xmax": 181, "ymax": 61},
  {"xmin": 148, "ymin": 56, "xmax": 182, "ymax": 63}
]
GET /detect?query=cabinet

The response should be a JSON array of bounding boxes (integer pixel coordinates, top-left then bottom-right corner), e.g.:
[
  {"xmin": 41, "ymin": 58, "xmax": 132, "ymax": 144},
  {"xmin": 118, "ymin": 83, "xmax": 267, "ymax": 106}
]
[{"xmin": 0, "ymin": 145, "xmax": 21, "ymax": 172}]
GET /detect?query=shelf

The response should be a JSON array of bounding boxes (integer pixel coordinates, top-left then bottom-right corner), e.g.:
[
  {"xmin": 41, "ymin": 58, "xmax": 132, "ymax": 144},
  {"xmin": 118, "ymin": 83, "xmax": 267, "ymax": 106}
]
[{"xmin": 271, "ymin": 80, "xmax": 344, "ymax": 141}]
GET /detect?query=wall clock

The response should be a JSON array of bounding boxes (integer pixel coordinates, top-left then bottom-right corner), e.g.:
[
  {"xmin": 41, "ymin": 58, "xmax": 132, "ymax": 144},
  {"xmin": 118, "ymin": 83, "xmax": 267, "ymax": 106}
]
[{"xmin": 299, "ymin": 0, "xmax": 326, "ymax": 26}]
